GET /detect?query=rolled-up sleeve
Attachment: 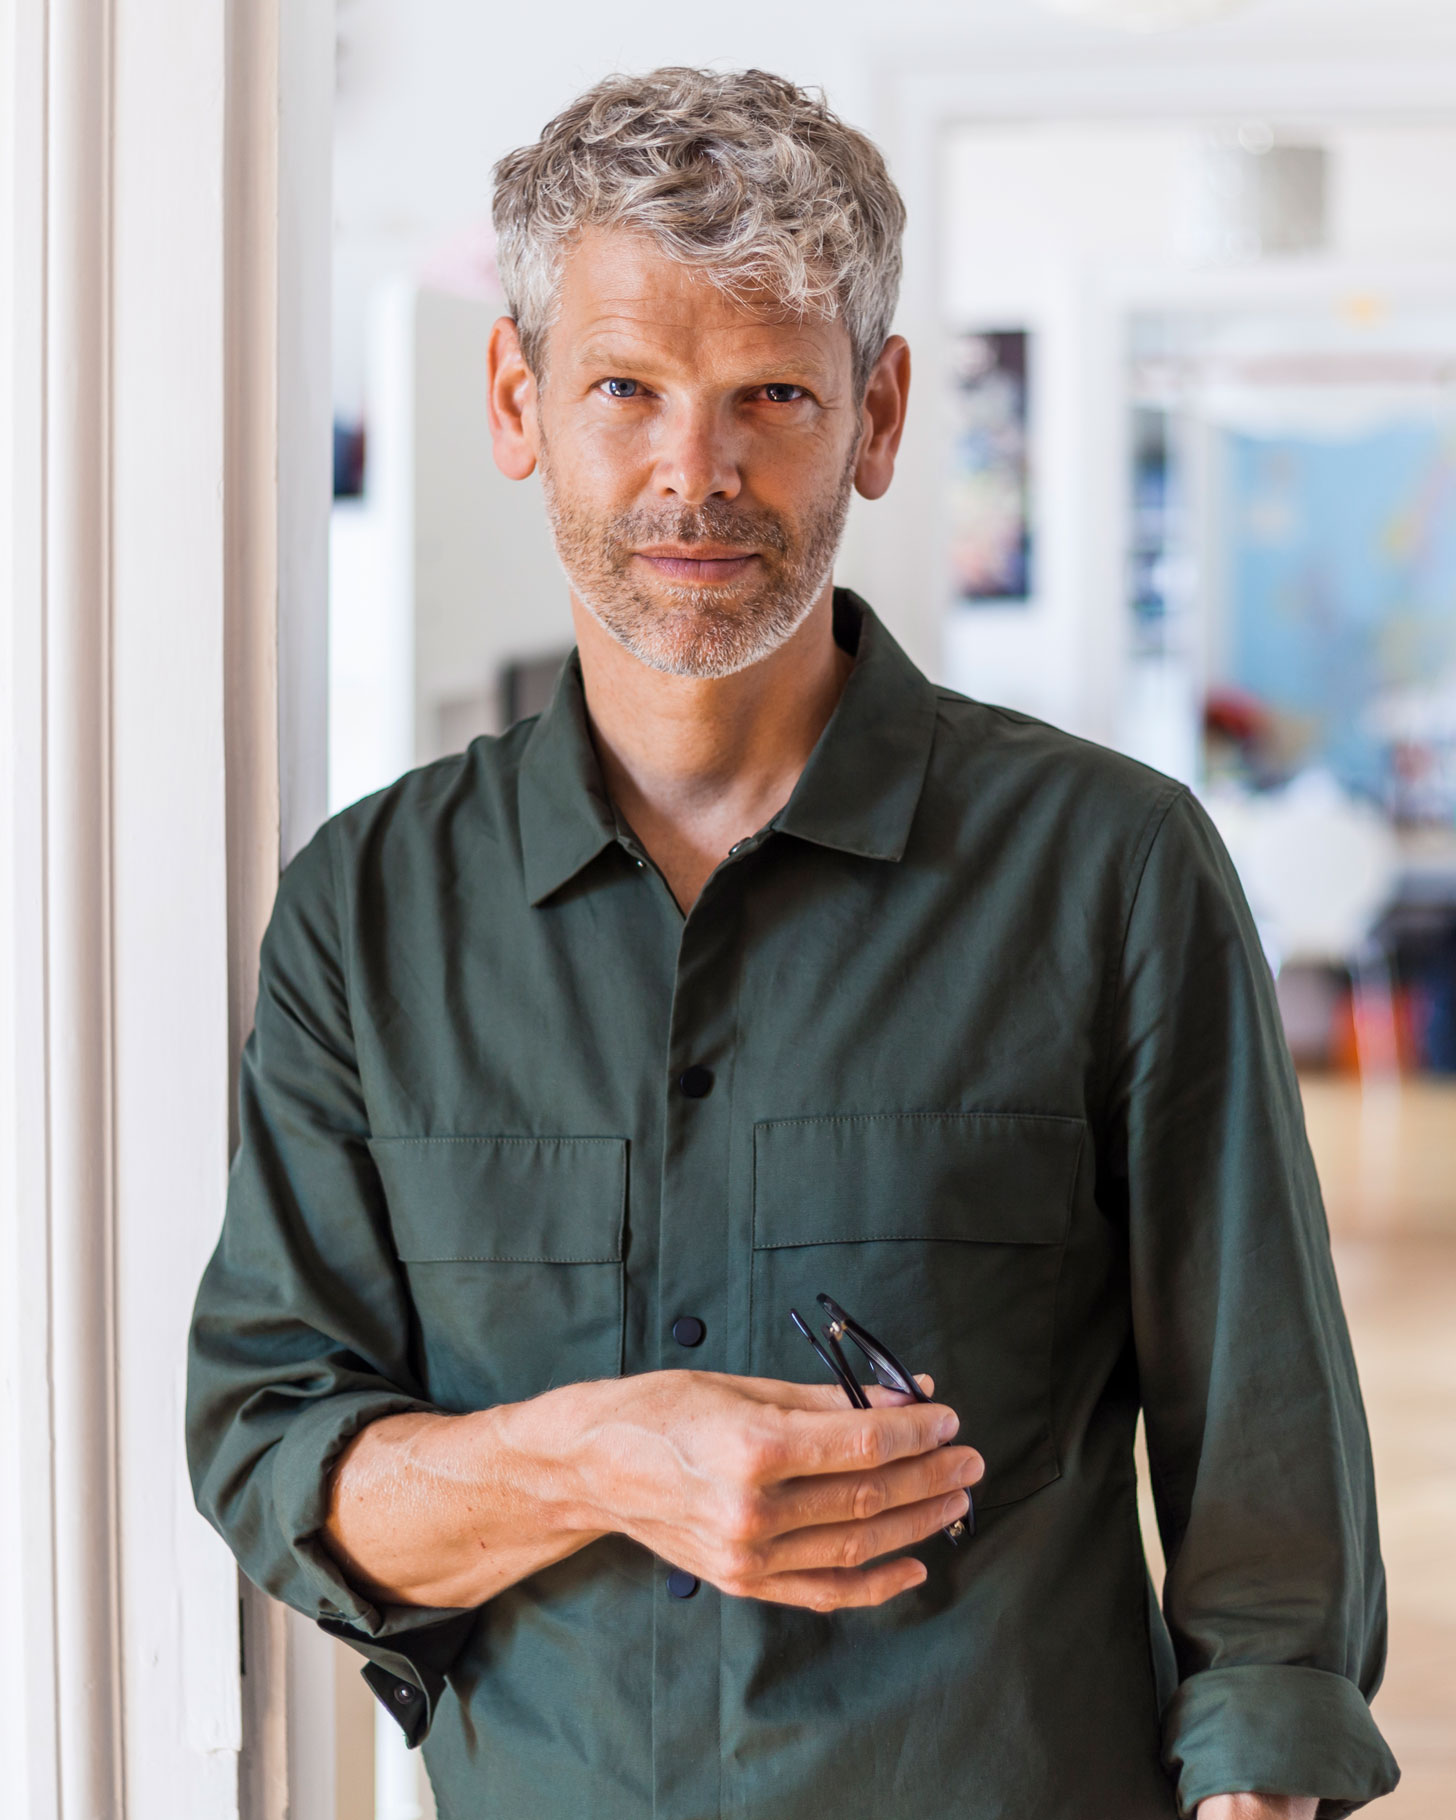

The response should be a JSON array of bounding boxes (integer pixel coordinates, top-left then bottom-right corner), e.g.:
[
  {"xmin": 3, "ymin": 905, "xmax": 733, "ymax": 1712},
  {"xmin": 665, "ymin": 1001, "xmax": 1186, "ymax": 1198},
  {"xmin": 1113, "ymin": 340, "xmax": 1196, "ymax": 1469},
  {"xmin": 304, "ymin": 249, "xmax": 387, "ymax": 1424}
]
[
  {"xmin": 186, "ymin": 821, "xmax": 474, "ymax": 1742},
  {"xmin": 1107, "ymin": 790, "xmax": 1400, "ymax": 1818}
]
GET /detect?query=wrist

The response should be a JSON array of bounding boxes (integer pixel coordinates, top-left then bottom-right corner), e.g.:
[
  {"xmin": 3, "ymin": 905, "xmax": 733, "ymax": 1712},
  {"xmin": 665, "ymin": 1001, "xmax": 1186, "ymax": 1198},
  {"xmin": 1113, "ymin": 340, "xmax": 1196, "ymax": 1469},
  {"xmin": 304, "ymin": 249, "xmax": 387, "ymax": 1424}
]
[{"xmin": 490, "ymin": 1376, "xmax": 621, "ymax": 1542}]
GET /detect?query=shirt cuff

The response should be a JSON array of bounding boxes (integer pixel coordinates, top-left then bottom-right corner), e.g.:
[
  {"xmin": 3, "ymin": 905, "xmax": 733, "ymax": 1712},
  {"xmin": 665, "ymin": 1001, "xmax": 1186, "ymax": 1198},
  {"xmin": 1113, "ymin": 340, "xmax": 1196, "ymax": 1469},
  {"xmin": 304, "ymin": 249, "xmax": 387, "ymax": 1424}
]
[
  {"xmin": 1162, "ymin": 1665, "xmax": 1400, "ymax": 1818},
  {"xmin": 271, "ymin": 1387, "xmax": 480, "ymax": 1744}
]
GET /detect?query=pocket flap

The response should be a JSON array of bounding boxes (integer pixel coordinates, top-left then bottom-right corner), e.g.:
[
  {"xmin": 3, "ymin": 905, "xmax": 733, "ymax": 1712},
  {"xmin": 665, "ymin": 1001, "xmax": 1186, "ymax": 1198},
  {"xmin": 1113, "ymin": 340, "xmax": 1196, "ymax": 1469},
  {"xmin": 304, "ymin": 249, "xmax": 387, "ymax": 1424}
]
[
  {"xmin": 368, "ymin": 1136, "xmax": 627, "ymax": 1263},
  {"xmin": 753, "ymin": 1113, "xmax": 1082, "ymax": 1250}
]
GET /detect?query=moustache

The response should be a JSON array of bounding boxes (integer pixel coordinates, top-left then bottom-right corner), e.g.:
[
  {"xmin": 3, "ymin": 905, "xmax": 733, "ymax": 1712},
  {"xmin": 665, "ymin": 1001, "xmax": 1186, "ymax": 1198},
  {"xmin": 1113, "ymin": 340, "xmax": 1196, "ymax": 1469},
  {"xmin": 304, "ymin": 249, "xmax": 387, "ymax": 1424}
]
[{"xmin": 604, "ymin": 503, "xmax": 791, "ymax": 557}]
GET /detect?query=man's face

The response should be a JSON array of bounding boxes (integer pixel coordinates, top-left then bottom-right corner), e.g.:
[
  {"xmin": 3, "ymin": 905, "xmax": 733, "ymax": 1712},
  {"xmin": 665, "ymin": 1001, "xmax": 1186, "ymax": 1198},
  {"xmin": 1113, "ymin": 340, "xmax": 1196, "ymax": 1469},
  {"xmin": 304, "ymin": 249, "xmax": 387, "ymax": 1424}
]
[{"xmin": 527, "ymin": 228, "xmax": 865, "ymax": 679}]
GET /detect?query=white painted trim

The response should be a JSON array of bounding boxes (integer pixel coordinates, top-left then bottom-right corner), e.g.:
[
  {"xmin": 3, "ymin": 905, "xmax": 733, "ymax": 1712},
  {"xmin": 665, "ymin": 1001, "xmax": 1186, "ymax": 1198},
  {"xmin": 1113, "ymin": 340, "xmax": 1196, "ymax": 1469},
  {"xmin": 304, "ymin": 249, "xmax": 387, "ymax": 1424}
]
[
  {"xmin": 0, "ymin": 0, "xmax": 64, "ymax": 1811},
  {"xmin": 225, "ymin": 4, "xmax": 339, "ymax": 1813},
  {"xmin": 1, "ymin": 0, "xmax": 335, "ymax": 1814},
  {"xmin": 44, "ymin": 3, "xmax": 126, "ymax": 1813},
  {"xmin": 109, "ymin": 0, "xmax": 245, "ymax": 1810},
  {"xmin": 276, "ymin": 0, "xmax": 334, "ymax": 865},
  {"xmin": 277, "ymin": 27, "xmax": 339, "ymax": 1812},
  {"xmin": 877, "ymin": 46, "xmax": 1456, "ymax": 129}
]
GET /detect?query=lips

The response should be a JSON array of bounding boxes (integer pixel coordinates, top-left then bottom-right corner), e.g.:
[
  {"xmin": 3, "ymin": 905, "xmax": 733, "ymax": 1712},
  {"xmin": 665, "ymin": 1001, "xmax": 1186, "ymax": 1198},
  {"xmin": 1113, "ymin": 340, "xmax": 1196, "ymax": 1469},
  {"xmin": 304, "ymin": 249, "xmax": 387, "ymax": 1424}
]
[{"xmin": 633, "ymin": 548, "xmax": 761, "ymax": 584}]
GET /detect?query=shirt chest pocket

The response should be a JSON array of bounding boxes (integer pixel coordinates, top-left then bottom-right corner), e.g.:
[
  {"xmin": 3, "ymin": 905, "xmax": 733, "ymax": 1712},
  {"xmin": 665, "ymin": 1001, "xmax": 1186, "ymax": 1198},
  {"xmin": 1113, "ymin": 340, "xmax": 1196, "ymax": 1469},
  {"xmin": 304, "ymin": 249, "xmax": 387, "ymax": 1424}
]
[
  {"xmin": 368, "ymin": 1135, "xmax": 627, "ymax": 1411},
  {"xmin": 750, "ymin": 1113, "xmax": 1084, "ymax": 1510}
]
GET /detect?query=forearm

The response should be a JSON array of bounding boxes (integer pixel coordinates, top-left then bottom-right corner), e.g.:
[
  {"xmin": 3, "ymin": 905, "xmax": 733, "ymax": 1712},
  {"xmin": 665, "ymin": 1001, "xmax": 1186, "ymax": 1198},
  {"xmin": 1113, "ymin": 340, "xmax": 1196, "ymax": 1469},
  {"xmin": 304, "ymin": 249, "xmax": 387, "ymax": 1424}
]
[
  {"xmin": 324, "ymin": 1384, "xmax": 609, "ymax": 1608},
  {"xmin": 322, "ymin": 1366, "xmax": 979, "ymax": 1618}
]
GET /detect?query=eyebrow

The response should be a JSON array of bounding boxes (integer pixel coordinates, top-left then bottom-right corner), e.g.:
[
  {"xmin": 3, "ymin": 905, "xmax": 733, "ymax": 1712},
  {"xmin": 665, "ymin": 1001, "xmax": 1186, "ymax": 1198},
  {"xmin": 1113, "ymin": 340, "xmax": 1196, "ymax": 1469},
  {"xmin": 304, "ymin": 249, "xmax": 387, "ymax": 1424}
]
[{"xmin": 571, "ymin": 340, "xmax": 837, "ymax": 389}]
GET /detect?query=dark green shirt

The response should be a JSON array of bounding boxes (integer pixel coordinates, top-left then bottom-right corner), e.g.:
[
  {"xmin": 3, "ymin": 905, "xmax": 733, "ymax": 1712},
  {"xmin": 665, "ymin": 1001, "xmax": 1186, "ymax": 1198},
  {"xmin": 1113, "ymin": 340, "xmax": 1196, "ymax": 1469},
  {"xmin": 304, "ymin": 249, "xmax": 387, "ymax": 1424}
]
[{"xmin": 187, "ymin": 591, "xmax": 1397, "ymax": 1820}]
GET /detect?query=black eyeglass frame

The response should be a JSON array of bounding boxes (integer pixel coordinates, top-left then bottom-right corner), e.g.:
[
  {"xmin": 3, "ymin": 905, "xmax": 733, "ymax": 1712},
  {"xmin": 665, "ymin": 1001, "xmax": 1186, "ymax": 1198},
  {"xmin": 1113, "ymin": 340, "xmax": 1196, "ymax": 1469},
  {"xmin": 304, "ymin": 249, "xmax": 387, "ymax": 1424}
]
[{"xmin": 789, "ymin": 1293, "xmax": 971, "ymax": 1544}]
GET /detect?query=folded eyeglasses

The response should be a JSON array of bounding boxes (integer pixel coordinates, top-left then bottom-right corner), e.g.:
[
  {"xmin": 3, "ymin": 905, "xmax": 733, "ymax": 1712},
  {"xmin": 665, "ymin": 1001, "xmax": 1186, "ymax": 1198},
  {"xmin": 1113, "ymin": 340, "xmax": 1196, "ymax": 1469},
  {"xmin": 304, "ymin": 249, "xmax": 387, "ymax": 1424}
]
[{"xmin": 790, "ymin": 1292, "xmax": 971, "ymax": 1544}]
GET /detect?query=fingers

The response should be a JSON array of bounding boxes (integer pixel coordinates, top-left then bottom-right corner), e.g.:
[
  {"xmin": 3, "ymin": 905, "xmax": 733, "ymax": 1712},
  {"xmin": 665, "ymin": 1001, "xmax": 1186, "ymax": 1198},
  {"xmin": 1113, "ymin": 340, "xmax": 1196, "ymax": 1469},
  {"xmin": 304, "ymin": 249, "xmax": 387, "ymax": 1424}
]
[
  {"xmin": 743, "ymin": 1556, "xmax": 928, "ymax": 1613},
  {"xmin": 766, "ymin": 1443, "xmax": 983, "ymax": 1536},
  {"xmin": 759, "ymin": 1397, "xmax": 961, "ymax": 1481},
  {"xmin": 753, "ymin": 1489, "xmax": 973, "ymax": 1577}
]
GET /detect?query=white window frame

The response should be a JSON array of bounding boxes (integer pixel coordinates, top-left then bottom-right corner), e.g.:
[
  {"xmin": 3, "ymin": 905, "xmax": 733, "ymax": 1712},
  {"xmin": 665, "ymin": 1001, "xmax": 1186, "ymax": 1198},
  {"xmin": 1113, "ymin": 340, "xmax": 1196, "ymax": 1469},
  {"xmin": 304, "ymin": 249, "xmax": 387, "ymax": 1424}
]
[{"xmin": 1, "ymin": 3, "xmax": 334, "ymax": 1817}]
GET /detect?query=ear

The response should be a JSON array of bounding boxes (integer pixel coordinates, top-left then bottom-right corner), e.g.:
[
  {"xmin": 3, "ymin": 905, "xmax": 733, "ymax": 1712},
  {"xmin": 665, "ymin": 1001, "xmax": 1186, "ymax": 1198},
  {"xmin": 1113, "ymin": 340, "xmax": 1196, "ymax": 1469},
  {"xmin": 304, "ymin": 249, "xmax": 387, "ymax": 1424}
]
[
  {"xmin": 853, "ymin": 336, "xmax": 910, "ymax": 502},
  {"xmin": 488, "ymin": 316, "xmax": 540, "ymax": 480}
]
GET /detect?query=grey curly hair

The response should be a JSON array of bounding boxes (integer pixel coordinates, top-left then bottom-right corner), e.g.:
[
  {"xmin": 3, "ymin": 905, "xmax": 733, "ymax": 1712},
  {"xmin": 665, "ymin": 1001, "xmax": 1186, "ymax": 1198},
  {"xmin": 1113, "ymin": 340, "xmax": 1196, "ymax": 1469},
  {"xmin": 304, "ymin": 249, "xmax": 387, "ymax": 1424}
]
[{"xmin": 491, "ymin": 67, "xmax": 906, "ymax": 392}]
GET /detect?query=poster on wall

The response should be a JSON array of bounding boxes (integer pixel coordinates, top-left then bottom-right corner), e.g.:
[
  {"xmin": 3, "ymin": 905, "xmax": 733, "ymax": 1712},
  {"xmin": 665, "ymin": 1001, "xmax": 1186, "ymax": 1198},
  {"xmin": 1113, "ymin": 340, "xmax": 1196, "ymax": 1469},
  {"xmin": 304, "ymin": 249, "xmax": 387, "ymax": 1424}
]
[
  {"xmin": 949, "ymin": 328, "xmax": 1032, "ymax": 603},
  {"xmin": 1224, "ymin": 418, "xmax": 1456, "ymax": 816}
]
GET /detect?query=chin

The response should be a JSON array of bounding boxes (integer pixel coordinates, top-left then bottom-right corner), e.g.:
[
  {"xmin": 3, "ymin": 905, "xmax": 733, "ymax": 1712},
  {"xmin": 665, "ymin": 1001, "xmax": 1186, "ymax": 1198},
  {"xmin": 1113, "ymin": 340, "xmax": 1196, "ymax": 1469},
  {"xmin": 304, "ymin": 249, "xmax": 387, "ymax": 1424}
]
[{"xmin": 584, "ymin": 588, "xmax": 813, "ymax": 681}]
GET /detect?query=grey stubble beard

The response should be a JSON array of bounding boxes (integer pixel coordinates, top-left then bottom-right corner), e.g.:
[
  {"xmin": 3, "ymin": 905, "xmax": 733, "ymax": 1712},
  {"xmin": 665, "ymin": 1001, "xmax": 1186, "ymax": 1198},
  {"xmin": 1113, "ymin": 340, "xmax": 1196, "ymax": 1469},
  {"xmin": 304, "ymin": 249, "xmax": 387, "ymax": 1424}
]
[{"xmin": 537, "ymin": 438, "xmax": 858, "ymax": 680}]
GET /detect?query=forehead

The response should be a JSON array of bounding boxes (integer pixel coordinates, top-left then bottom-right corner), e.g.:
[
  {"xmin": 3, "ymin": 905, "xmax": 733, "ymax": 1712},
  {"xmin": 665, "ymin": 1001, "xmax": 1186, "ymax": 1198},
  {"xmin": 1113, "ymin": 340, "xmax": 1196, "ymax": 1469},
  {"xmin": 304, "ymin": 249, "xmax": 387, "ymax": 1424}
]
[{"xmin": 547, "ymin": 225, "xmax": 851, "ymax": 376}]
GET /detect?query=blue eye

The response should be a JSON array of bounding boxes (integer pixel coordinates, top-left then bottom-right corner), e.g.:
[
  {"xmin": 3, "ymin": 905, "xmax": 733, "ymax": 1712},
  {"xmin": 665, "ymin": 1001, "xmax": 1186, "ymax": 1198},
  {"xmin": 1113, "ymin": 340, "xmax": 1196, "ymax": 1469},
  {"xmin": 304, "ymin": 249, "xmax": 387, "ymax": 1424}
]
[
  {"xmin": 603, "ymin": 378, "xmax": 639, "ymax": 398},
  {"xmin": 763, "ymin": 384, "xmax": 804, "ymax": 403}
]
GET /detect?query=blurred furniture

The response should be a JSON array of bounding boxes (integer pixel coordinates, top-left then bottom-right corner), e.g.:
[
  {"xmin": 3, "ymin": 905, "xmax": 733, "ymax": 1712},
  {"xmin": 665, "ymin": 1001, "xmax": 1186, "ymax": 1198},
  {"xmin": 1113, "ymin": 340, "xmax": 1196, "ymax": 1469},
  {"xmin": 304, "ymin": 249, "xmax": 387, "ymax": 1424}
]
[{"xmin": 1206, "ymin": 770, "xmax": 1405, "ymax": 1076}]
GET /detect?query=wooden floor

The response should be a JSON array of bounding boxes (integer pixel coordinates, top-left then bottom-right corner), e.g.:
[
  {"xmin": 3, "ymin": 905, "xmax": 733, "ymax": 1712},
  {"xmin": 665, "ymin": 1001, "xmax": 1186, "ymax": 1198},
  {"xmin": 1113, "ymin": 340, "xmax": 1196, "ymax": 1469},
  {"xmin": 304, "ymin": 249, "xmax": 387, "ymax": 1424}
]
[
  {"xmin": 1333, "ymin": 1234, "xmax": 1456, "ymax": 1816},
  {"xmin": 1303, "ymin": 1078, "xmax": 1456, "ymax": 1239},
  {"xmin": 1304, "ymin": 1077, "xmax": 1456, "ymax": 1814}
]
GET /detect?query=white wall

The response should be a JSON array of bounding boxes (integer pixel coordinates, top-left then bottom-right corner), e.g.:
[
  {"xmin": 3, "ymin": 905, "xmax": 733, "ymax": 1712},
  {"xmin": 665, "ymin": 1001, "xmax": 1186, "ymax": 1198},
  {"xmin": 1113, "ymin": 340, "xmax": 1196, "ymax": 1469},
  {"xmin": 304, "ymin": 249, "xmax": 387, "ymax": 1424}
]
[
  {"xmin": 329, "ymin": 282, "xmax": 572, "ymax": 813},
  {"xmin": 409, "ymin": 288, "xmax": 571, "ymax": 753},
  {"xmin": 941, "ymin": 122, "xmax": 1189, "ymax": 737}
]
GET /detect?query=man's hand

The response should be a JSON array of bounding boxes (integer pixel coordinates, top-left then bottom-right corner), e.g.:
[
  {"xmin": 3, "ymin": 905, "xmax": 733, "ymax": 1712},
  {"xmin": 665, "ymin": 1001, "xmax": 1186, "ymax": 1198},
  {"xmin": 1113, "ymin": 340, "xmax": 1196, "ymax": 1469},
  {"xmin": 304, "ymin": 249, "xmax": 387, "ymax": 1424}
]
[
  {"xmin": 325, "ymin": 1369, "xmax": 982, "ymax": 1614},
  {"xmin": 563, "ymin": 1370, "xmax": 980, "ymax": 1611},
  {"xmin": 1197, "ymin": 1797, "xmax": 1318, "ymax": 1819}
]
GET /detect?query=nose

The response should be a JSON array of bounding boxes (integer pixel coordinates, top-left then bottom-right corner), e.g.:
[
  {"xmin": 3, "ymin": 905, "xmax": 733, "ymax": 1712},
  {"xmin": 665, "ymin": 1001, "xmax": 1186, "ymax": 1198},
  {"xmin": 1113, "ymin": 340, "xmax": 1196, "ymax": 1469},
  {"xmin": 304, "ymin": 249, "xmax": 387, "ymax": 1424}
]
[{"xmin": 650, "ymin": 399, "xmax": 742, "ymax": 505}]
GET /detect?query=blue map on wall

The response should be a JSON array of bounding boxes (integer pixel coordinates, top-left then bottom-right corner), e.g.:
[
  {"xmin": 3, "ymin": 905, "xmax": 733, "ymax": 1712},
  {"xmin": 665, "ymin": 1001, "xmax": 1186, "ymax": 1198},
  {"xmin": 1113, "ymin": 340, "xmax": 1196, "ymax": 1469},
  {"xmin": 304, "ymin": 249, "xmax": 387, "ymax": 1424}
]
[{"xmin": 1225, "ymin": 420, "xmax": 1456, "ymax": 798}]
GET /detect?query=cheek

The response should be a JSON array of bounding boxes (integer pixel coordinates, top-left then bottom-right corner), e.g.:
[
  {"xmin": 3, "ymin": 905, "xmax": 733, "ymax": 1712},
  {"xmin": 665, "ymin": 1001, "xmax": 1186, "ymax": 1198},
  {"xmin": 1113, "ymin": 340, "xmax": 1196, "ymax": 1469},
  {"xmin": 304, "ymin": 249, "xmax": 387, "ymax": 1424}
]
[
  {"xmin": 746, "ymin": 413, "xmax": 854, "ymax": 480},
  {"xmin": 742, "ymin": 425, "xmax": 855, "ymax": 518},
  {"xmin": 551, "ymin": 414, "xmax": 655, "ymax": 504}
]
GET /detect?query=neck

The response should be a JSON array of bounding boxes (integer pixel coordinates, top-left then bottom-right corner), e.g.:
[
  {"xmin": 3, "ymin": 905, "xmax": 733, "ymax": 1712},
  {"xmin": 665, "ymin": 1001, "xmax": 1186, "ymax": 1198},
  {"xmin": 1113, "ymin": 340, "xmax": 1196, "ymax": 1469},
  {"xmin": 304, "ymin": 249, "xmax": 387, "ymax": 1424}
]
[{"xmin": 573, "ymin": 584, "xmax": 854, "ymax": 911}]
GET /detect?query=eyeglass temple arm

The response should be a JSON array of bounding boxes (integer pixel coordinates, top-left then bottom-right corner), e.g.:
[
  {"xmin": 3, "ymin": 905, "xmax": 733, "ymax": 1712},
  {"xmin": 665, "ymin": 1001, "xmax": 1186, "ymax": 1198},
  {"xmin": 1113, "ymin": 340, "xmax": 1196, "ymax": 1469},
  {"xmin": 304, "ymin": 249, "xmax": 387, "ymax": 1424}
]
[
  {"xmin": 816, "ymin": 1294, "xmax": 931, "ymax": 1404},
  {"xmin": 790, "ymin": 1308, "xmax": 870, "ymax": 1409}
]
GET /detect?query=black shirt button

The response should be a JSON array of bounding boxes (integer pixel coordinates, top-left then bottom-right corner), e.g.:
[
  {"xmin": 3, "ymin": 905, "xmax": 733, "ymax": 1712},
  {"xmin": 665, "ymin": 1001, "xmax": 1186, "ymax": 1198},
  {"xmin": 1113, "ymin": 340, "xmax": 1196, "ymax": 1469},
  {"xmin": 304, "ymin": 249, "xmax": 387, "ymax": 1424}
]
[
  {"xmin": 666, "ymin": 1568, "xmax": 699, "ymax": 1599},
  {"xmin": 677, "ymin": 1065, "xmax": 714, "ymax": 1099},
  {"xmin": 393, "ymin": 1683, "xmax": 417, "ymax": 1705},
  {"xmin": 672, "ymin": 1315, "xmax": 706, "ymax": 1348}
]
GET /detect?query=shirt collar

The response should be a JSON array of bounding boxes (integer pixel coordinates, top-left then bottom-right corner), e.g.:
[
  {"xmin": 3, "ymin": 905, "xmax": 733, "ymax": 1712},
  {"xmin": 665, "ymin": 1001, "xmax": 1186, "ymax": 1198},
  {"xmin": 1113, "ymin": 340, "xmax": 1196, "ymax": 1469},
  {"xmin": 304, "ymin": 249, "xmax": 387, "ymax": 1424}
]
[
  {"xmin": 518, "ymin": 647, "xmax": 620, "ymax": 907},
  {"xmin": 772, "ymin": 590, "xmax": 939, "ymax": 863},
  {"xmin": 518, "ymin": 589, "xmax": 939, "ymax": 906}
]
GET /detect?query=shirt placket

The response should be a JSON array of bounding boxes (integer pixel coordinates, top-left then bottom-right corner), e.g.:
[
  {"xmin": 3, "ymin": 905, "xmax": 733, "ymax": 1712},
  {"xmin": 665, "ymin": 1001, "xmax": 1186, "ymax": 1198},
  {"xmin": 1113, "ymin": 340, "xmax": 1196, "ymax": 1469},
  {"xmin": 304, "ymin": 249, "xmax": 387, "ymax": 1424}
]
[{"xmin": 636, "ymin": 839, "xmax": 757, "ymax": 1820}]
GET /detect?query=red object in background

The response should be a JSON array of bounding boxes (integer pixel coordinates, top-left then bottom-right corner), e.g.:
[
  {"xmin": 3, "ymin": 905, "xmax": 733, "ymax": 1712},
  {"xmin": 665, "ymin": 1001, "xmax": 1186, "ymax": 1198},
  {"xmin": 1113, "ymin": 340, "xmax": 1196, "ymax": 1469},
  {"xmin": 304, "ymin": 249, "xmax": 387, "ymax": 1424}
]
[
  {"xmin": 1330, "ymin": 981, "xmax": 1419, "ymax": 1076},
  {"xmin": 1205, "ymin": 687, "xmax": 1271, "ymax": 747}
]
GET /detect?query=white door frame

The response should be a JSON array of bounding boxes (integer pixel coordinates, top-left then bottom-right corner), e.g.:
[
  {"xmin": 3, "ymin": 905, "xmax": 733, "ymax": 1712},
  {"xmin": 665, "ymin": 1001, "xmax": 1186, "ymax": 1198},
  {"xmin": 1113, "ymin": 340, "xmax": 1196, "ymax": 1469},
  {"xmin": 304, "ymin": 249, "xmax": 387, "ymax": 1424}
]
[{"xmin": 0, "ymin": 2, "xmax": 334, "ymax": 1816}]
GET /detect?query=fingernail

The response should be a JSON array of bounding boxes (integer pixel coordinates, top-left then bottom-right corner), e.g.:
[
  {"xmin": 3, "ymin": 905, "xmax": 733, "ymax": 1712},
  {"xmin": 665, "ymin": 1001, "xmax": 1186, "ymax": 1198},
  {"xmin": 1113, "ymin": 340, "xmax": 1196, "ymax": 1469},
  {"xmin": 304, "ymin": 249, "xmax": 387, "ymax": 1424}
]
[
  {"xmin": 944, "ymin": 1491, "xmax": 971, "ymax": 1522},
  {"xmin": 936, "ymin": 1412, "xmax": 959, "ymax": 1443}
]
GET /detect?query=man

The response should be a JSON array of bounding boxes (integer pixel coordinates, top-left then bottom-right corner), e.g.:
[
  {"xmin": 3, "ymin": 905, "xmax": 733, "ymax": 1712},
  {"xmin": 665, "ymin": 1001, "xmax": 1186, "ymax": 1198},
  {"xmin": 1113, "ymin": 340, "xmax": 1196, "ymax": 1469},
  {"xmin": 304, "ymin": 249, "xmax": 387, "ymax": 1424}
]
[{"xmin": 188, "ymin": 67, "xmax": 1397, "ymax": 1820}]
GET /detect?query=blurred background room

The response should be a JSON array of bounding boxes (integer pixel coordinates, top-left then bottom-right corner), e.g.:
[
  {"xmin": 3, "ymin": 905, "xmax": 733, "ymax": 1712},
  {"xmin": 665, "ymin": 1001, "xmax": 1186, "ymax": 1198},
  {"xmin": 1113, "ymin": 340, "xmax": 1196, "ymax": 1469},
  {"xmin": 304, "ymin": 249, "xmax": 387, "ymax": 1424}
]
[{"xmin": 324, "ymin": 4, "xmax": 1456, "ymax": 1816}]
